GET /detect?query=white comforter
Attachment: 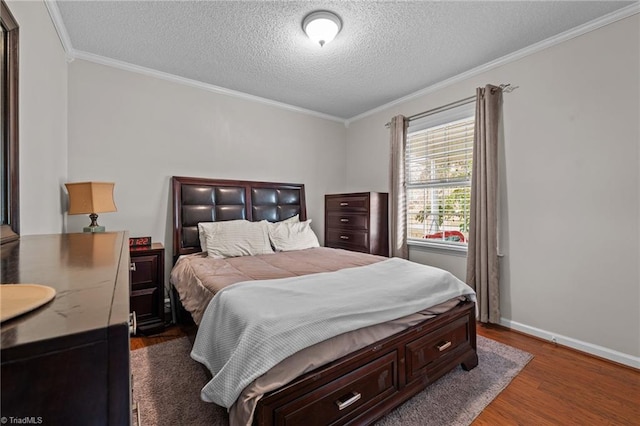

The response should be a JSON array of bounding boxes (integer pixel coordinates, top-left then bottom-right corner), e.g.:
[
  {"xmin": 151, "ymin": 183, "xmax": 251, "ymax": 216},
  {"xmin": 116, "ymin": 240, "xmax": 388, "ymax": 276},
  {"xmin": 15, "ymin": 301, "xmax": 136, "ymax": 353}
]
[{"xmin": 190, "ymin": 257, "xmax": 476, "ymax": 408}]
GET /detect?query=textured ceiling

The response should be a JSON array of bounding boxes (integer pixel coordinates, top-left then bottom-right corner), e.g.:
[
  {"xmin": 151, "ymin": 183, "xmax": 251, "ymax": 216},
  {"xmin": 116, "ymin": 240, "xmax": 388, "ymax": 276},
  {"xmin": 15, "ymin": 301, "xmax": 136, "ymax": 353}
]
[{"xmin": 53, "ymin": 1, "xmax": 635, "ymax": 120}]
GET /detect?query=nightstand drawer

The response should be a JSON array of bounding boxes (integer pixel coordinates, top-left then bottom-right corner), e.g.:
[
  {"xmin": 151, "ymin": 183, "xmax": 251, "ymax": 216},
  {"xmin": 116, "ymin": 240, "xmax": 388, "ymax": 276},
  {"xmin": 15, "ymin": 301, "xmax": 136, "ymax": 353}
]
[
  {"xmin": 326, "ymin": 195, "xmax": 369, "ymax": 212},
  {"xmin": 326, "ymin": 212, "xmax": 369, "ymax": 230},
  {"xmin": 131, "ymin": 287, "xmax": 159, "ymax": 320},
  {"xmin": 130, "ymin": 254, "xmax": 158, "ymax": 289}
]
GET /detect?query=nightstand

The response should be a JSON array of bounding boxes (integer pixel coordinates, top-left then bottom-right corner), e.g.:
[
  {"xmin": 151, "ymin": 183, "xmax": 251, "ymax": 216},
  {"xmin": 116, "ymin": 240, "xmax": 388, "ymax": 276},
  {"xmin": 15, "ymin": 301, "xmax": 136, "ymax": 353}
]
[{"xmin": 130, "ymin": 243, "xmax": 165, "ymax": 335}]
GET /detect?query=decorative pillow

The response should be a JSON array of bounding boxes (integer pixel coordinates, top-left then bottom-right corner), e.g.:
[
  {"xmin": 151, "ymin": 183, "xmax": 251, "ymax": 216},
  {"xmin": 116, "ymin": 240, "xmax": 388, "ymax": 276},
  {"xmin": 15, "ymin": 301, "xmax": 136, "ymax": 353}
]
[
  {"xmin": 268, "ymin": 219, "xmax": 320, "ymax": 252},
  {"xmin": 199, "ymin": 220, "xmax": 274, "ymax": 258}
]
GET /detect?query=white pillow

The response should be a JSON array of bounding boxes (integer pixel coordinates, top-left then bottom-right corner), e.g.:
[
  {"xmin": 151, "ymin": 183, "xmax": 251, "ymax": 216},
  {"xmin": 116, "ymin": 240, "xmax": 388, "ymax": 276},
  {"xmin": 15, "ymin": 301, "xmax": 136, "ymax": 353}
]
[
  {"xmin": 280, "ymin": 214, "xmax": 300, "ymax": 224},
  {"xmin": 198, "ymin": 222, "xmax": 211, "ymax": 251},
  {"xmin": 198, "ymin": 216, "xmax": 298, "ymax": 253},
  {"xmin": 268, "ymin": 219, "xmax": 320, "ymax": 252},
  {"xmin": 199, "ymin": 220, "xmax": 274, "ymax": 258}
]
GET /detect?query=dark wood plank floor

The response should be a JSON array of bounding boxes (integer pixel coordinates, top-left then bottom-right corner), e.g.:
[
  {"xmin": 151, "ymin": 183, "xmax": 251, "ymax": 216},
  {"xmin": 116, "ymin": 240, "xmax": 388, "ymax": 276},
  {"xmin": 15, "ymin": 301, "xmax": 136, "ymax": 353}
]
[{"xmin": 131, "ymin": 324, "xmax": 640, "ymax": 425}]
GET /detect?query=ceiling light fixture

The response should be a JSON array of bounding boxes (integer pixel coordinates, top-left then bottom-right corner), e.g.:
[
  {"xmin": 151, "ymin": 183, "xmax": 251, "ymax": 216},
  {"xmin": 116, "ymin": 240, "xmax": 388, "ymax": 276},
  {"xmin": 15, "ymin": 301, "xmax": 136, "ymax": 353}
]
[{"xmin": 302, "ymin": 11, "xmax": 342, "ymax": 47}]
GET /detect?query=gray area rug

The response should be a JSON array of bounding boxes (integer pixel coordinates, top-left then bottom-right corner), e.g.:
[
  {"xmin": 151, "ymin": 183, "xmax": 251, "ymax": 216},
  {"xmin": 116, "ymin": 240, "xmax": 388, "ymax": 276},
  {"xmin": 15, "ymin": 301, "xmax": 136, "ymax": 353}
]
[{"xmin": 131, "ymin": 335, "xmax": 532, "ymax": 426}]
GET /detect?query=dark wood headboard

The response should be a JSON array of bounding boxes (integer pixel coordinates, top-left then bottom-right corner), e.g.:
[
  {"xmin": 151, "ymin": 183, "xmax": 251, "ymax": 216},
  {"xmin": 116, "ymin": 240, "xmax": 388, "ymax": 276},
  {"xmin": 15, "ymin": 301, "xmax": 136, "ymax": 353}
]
[{"xmin": 172, "ymin": 176, "xmax": 307, "ymax": 258}]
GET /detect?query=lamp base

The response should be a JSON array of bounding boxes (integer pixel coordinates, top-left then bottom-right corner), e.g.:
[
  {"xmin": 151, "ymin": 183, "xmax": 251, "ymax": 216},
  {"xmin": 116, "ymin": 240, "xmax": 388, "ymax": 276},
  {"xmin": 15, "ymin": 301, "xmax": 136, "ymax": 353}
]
[
  {"xmin": 84, "ymin": 213, "xmax": 105, "ymax": 232},
  {"xmin": 83, "ymin": 225, "xmax": 105, "ymax": 233}
]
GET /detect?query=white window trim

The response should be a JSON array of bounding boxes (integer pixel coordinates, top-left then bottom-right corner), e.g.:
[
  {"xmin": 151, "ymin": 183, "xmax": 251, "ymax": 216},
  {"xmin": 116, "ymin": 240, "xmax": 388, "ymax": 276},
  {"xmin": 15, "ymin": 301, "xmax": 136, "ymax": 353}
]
[
  {"xmin": 405, "ymin": 101, "xmax": 475, "ymax": 253},
  {"xmin": 407, "ymin": 237, "xmax": 468, "ymax": 253}
]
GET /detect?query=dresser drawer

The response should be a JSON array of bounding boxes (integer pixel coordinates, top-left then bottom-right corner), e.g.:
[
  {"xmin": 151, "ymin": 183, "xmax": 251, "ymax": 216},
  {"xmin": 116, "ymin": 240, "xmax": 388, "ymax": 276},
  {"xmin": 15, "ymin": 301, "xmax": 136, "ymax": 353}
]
[
  {"xmin": 326, "ymin": 229, "xmax": 369, "ymax": 253},
  {"xmin": 326, "ymin": 195, "xmax": 370, "ymax": 212},
  {"xmin": 405, "ymin": 316, "xmax": 470, "ymax": 383},
  {"xmin": 326, "ymin": 212, "xmax": 369, "ymax": 230},
  {"xmin": 275, "ymin": 351, "xmax": 398, "ymax": 426}
]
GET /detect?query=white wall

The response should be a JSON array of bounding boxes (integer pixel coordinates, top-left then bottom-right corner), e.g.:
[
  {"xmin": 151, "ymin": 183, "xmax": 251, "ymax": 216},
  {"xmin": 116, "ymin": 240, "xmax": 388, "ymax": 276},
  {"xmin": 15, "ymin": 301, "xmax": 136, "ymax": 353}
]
[
  {"xmin": 21, "ymin": 1, "xmax": 638, "ymax": 365},
  {"xmin": 346, "ymin": 15, "xmax": 640, "ymax": 364},
  {"xmin": 67, "ymin": 60, "xmax": 347, "ymax": 284},
  {"xmin": 7, "ymin": 0, "xmax": 68, "ymax": 235}
]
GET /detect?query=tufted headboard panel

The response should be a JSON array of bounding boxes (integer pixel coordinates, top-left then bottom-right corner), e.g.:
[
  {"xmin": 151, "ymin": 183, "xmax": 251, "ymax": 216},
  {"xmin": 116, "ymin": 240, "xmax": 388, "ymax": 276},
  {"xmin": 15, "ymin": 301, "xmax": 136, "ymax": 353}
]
[{"xmin": 172, "ymin": 176, "xmax": 307, "ymax": 258}]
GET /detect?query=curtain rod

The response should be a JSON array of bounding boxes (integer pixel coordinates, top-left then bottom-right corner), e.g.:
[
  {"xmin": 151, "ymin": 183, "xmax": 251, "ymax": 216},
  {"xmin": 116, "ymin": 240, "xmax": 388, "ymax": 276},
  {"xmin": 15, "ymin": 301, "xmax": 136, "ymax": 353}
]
[{"xmin": 385, "ymin": 83, "xmax": 516, "ymax": 128}]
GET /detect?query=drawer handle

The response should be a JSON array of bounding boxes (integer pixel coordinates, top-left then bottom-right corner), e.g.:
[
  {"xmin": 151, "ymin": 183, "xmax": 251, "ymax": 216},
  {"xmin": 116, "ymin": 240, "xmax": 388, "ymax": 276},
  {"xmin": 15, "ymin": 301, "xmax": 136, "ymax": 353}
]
[
  {"xmin": 340, "ymin": 218, "xmax": 349, "ymax": 223},
  {"xmin": 336, "ymin": 391, "xmax": 361, "ymax": 410},
  {"xmin": 340, "ymin": 202, "xmax": 349, "ymax": 206},
  {"xmin": 130, "ymin": 262, "xmax": 137, "ymax": 272},
  {"xmin": 129, "ymin": 311, "xmax": 137, "ymax": 335},
  {"xmin": 133, "ymin": 401, "xmax": 141, "ymax": 426},
  {"xmin": 437, "ymin": 340, "xmax": 452, "ymax": 352},
  {"xmin": 340, "ymin": 235, "xmax": 349, "ymax": 240}
]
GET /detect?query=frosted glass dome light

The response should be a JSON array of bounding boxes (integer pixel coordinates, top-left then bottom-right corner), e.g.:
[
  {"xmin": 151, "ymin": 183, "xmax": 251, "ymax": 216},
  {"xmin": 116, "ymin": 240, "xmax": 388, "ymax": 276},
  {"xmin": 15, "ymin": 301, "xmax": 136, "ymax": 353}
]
[{"xmin": 303, "ymin": 11, "xmax": 342, "ymax": 47}]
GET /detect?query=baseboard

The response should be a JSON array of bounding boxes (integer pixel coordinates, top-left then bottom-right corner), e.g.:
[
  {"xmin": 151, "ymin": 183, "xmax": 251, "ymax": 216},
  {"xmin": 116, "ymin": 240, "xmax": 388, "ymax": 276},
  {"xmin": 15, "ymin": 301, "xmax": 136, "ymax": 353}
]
[{"xmin": 500, "ymin": 318, "xmax": 640, "ymax": 369}]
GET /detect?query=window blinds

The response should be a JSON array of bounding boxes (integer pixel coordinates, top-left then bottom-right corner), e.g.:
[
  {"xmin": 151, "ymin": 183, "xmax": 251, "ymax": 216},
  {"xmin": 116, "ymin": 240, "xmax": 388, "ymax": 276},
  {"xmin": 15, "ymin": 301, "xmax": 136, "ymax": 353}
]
[{"xmin": 406, "ymin": 118, "xmax": 475, "ymax": 186}]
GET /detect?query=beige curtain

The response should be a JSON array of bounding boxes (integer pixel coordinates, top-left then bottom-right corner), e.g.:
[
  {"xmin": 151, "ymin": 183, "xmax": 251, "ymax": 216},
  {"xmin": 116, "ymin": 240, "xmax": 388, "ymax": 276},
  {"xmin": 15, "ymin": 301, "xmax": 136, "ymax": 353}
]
[
  {"xmin": 389, "ymin": 115, "xmax": 409, "ymax": 259},
  {"xmin": 466, "ymin": 85, "xmax": 503, "ymax": 323}
]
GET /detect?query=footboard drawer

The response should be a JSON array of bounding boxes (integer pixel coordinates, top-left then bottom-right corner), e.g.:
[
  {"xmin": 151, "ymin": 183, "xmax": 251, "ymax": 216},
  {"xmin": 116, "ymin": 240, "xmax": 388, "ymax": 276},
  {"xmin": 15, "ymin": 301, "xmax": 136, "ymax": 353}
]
[
  {"xmin": 274, "ymin": 351, "xmax": 398, "ymax": 426},
  {"xmin": 405, "ymin": 316, "xmax": 471, "ymax": 383}
]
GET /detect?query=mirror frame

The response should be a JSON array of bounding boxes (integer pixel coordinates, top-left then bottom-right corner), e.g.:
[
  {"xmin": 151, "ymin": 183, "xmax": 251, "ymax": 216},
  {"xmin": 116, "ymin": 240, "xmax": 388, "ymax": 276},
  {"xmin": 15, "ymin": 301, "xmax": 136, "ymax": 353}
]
[{"xmin": 0, "ymin": 0, "xmax": 19, "ymax": 245}]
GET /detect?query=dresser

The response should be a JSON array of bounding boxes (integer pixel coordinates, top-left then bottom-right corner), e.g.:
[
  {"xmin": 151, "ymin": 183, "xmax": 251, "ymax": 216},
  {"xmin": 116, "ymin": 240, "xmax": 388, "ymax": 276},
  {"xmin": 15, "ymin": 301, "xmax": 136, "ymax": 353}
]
[
  {"xmin": 1, "ymin": 232, "xmax": 131, "ymax": 425},
  {"xmin": 130, "ymin": 243, "xmax": 165, "ymax": 335},
  {"xmin": 324, "ymin": 192, "xmax": 389, "ymax": 257}
]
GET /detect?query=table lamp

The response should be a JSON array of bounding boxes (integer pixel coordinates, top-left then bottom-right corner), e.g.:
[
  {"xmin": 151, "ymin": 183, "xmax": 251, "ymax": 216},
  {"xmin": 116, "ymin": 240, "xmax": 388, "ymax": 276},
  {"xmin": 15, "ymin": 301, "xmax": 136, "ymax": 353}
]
[{"xmin": 65, "ymin": 182, "xmax": 117, "ymax": 232}]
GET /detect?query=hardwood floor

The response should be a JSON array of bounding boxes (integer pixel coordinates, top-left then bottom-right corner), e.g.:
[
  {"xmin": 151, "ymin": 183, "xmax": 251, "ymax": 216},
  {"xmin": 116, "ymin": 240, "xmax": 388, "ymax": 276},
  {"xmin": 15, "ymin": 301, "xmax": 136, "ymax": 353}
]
[
  {"xmin": 474, "ymin": 325, "xmax": 640, "ymax": 426},
  {"xmin": 129, "ymin": 323, "xmax": 194, "ymax": 350},
  {"xmin": 131, "ymin": 324, "xmax": 640, "ymax": 425}
]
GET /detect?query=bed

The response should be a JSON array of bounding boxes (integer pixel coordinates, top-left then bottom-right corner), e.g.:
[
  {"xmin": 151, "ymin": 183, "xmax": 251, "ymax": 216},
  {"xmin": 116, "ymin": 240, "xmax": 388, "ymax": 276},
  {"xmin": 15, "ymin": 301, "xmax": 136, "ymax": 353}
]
[{"xmin": 170, "ymin": 176, "xmax": 478, "ymax": 426}]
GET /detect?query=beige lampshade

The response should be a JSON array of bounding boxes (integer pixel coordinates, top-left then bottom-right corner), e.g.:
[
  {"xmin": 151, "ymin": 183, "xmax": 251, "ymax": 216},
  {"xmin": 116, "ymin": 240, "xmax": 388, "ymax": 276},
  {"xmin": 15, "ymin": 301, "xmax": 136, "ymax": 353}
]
[{"xmin": 65, "ymin": 182, "xmax": 117, "ymax": 215}]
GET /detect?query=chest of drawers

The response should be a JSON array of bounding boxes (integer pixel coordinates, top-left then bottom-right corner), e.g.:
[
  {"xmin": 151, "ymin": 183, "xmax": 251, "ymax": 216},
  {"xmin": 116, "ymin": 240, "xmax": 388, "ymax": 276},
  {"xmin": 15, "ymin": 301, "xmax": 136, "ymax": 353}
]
[{"xmin": 324, "ymin": 192, "xmax": 389, "ymax": 257}]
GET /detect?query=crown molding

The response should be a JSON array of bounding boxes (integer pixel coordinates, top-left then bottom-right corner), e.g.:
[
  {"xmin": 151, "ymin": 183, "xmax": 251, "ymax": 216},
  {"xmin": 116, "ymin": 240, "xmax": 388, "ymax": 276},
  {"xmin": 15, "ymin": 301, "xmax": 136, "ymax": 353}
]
[
  {"xmin": 43, "ymin": 1, "xmax": 346, "ymax": 125},
  {"xmin": 70, "ymin": 50, "xmax": 346, "ymax": 124},
  {"xmin": 44, "ymin": 0, "xmax": 74, "ymax": 61},
  {"xmin": 345, "ymin": 3, "xmax": 640, "ymax": 126},
  {"xmin": 44, "ymin": 0, "xmax": 638, "ymax": 127}
]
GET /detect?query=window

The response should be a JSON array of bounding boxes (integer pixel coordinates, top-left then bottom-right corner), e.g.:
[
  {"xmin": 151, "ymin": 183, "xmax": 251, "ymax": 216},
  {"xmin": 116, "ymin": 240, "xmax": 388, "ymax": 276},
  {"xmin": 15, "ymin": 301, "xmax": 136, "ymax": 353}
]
[
  {"xmin": 0, "ymin": 0, "xmax": 18, "ymax": 244},
  {"xmin": 406, "ymin": 103, "xmax": 474, "ymax": 250}
]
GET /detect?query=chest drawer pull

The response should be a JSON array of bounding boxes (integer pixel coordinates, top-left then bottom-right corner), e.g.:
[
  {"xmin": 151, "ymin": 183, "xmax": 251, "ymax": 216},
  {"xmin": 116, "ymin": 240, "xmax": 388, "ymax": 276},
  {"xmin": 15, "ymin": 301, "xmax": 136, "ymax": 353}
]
[
  {"xmin": 335, "ymin": 391, "xmax": 361, "ymax": 410},
  {"xmin": 437, "ymin": 341, "xmax": 452, "ymax": 352},
  {"xmin": 340, "ymin": 235, "xmax": 349, "ymax": 240},
  {"xmin": 340, "ymin": 202, "xmax": 349, "ymax": 206},
  {"xmin": 130, "ymin": 262, "xmax": 137, "ymax": 272},
  {"xmin": 340, "ymin": 218, "xmax": 349, "ymax": 223}
]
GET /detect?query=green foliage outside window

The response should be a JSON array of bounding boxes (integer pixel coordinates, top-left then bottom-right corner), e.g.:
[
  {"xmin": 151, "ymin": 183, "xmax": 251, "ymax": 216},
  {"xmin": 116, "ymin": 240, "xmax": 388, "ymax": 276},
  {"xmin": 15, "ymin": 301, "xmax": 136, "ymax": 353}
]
[{"xmin": 414, "ymin": 187, "xmax": 471, "ymax": 233}]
